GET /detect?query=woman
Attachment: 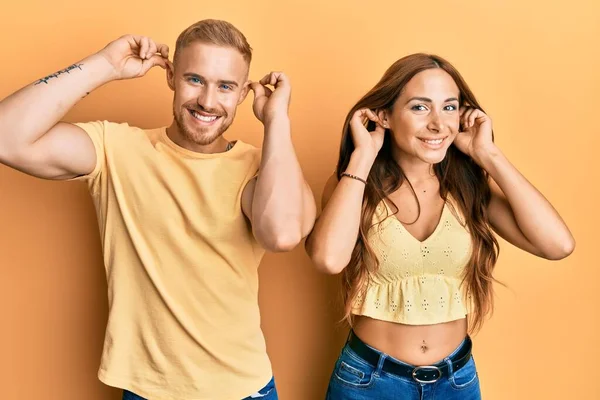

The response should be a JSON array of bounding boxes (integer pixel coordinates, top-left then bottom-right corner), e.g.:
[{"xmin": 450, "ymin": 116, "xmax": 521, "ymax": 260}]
[{"xmin": 305, "ymin": 53, "xmax": 575, "ymax": 399}]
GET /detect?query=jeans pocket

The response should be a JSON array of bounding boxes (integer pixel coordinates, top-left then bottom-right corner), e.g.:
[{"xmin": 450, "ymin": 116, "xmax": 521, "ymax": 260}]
[
  {"xmin": 332, "ymin": 347, "xmax": 376, "ymax": 388},
  {"xmin": 449, "ymin": 355, "xmax": 479, "ymax": 390}
]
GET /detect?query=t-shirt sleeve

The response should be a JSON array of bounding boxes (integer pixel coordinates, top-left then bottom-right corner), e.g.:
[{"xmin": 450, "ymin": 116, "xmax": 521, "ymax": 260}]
[
  {"xmin": 68, "ymin": 120, "xmax": 108, "ymax": 182},
  {"xmin": 250, "ymin": 147, "xmax": 261, "ymax": 180}
]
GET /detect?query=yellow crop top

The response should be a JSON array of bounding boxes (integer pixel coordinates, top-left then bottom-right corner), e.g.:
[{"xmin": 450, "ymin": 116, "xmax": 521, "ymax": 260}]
[{"xmin": 351, "ymin": 197, "xmax": 473, "ymax": 325}]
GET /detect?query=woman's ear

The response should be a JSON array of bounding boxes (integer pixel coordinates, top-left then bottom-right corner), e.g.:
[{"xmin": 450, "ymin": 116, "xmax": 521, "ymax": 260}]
[{"xmin": 377, "ymin": 109, "xmax": 390, "ymax": 129}]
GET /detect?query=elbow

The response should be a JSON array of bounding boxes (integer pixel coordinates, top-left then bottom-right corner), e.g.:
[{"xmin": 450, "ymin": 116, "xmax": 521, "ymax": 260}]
[
  {"xmin": 304, "ymin": 233, "xmax": 350, "ymax": 274},
  {"xmin": 0, "ymin": 146, "xmax": 33, "ymax": 173},
  {"xmin": 313, "ymin": 255, "xmax": 349, "ymax": 275},
  {"xmin": 306, "ymin": 245, "xmax": 349, "ymax": 275},
  {"xmin": 258, "ymin": 229, "xmax": 302, "ymax": 253},
  {"xmin": 542, "ymin": 237, "xmax": 576, "ymax": 261},
  {"xmin": 0, "ymin": 140, "xmax": 21, "ymax": 166},
  {"xmin": 0, "ymin": 139, "xmax": 42, "ymax": 171}
]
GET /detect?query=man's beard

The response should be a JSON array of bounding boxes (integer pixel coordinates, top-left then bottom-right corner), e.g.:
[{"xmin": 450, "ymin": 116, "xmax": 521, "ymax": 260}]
[{"xmin": 173, "ymin": 106, "xmax": 232, "ymax": 146}]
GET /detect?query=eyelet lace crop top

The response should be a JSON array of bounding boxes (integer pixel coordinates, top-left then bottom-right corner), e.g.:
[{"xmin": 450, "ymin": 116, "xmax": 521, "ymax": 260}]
[{"xmin": 351, "ymin": 197, "xmax": 473, "ymax": 325}]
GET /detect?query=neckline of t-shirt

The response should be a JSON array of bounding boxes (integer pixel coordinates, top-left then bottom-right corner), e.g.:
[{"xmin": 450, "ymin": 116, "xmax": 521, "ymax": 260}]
[{"xmin": 159, "ymin": 127, "xmax": 246, "ymax": 159}]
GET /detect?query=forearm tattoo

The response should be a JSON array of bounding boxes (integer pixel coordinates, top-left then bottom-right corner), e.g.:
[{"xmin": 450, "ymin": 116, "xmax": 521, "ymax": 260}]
[{"xmin": 34, "ymin": 63, "xmax": 84, "ymax": 85}]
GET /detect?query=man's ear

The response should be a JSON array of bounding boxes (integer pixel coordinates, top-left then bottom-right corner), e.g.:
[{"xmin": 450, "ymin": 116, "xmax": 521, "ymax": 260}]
[
  {"xmin": 166, "ymin": 60, "xmax": 175, "ymax": 91},
  {"xmin": 238, "ymin": 80, "xmax": 251, "ymax": 105}
]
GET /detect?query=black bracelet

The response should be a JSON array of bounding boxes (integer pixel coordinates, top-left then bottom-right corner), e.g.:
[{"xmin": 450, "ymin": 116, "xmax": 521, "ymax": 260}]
[{"xmin": 341, "ymin": 172, "xmax": 367, "ymax": 185}]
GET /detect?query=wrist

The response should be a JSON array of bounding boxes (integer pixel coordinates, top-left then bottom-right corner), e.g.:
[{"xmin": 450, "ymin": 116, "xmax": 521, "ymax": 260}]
[
  {"xmin": 346, "ymin": 150, "xmax": 376, "ymax": 179},
  {"xmin": 263, "ymin": 112, "xmax": 290, "ymax": 128},
  {"xmin": 90, "ymin": 52, "xmax": 121, "ymax": 82},
  {"xmin": 473, "ymin": 144, "xmax": 503, "ymax": 167},
  {"xmin": 351, "ymin": 148, "xmax": 377, "ymax": 166}
]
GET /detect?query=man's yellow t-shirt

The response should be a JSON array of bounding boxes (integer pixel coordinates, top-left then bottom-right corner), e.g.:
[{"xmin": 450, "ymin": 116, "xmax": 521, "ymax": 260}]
[{"xmin": 74, "ymin": 120, "xmax": 271, "ymax": 400}]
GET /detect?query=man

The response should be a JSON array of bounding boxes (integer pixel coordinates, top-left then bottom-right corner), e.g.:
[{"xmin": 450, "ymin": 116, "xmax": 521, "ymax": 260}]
[{"xmin": 0, "ymin": 19, "xmax": 316, "ymax": 400}]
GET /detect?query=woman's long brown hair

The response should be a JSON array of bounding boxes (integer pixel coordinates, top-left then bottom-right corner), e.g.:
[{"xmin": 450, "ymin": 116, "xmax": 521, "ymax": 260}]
[{"xmin": 337, "ymin": 54, "xmax": 500, "ymax": 333}]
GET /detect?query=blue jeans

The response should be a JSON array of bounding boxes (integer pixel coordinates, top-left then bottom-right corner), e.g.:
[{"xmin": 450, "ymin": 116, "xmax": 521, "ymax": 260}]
[
  {"xmin": 326, "ymin": 334, "xmax": 481, "ymax": 400},
  {"xmin": 122, "ymin": 376, "xmax": 277, "ymax": 400}
]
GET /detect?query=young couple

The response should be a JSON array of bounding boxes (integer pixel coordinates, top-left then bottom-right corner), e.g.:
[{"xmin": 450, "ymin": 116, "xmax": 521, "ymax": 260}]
[{"xmin": 0, "ymin": 19, "xmax": 574, "ymax": 400}]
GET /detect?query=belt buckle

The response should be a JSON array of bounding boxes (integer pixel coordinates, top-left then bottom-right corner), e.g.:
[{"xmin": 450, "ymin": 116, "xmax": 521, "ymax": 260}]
[{"xmin": 412, "ymin": 365, "xmax": 442, "ymax": 383}]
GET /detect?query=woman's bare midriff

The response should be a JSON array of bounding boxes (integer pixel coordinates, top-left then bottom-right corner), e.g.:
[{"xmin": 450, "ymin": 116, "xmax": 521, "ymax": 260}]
[{"xmin": 353, "ymin": 315, "xmax": 468, "ymax": 366}]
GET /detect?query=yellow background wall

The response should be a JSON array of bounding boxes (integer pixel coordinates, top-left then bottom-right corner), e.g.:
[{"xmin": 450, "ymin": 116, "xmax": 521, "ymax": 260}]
[{"xmin": 0, "ymin": 0, "xmax": 597, "ymax": 398}]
